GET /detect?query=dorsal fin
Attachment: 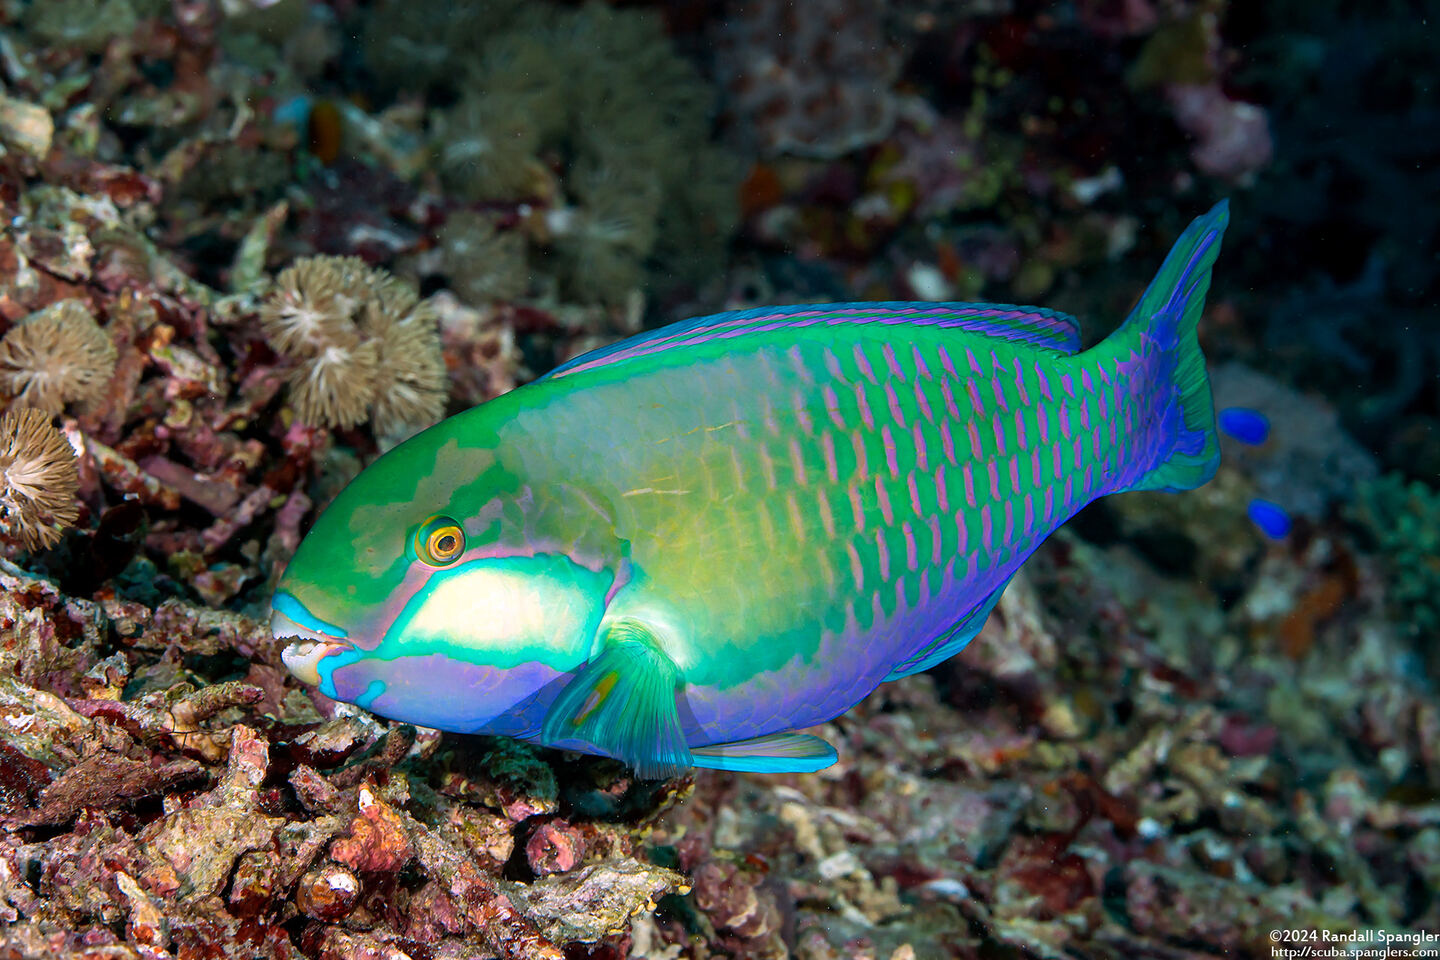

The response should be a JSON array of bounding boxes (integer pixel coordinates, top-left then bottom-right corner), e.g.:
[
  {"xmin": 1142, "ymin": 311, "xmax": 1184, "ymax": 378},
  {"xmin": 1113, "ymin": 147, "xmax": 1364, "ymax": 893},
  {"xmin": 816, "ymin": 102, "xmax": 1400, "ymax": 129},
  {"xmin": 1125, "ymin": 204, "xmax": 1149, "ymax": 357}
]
[{"xmin": 541, "ymin": 302, "xmax": 1082, "ymax": 381}]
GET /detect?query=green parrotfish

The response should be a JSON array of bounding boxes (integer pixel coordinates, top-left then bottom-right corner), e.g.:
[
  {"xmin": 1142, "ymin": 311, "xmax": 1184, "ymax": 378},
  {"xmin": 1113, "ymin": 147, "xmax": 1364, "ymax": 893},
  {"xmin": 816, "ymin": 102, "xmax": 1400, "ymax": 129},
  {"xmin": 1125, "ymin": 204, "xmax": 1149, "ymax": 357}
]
[{"xmin": 273, "ymin": 201, "xmax": 1230, "ymax": 778}]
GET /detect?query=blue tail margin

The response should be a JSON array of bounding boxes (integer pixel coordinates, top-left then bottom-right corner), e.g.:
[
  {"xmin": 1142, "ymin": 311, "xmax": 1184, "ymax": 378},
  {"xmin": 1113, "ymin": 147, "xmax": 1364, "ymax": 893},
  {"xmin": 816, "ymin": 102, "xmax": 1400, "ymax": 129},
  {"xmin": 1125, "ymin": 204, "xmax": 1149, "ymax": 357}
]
[{"xmin": 1118, "ymin": 200, "xmax": 1230, "ymax": 493}]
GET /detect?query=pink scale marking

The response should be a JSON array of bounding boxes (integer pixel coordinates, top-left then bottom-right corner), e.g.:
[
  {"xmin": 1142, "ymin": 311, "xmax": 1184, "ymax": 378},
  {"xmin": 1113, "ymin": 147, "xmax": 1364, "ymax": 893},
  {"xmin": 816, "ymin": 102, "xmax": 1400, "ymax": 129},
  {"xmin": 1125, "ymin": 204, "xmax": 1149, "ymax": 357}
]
[
  {"xmin": 1013, "ymin": 358, "xmax": 1030, "ymax": 405},
  {"xmin": 1035, "ymin": 362, "xmax": 1053, "ymax": 401},
  {"xmin": 935, "ymin": 464, "xmax": 949, "ymax": 513},
  {"xmin": 849, "ymin": 485, "xmax": 866, "ymax": 532},
  {"xmin": 907, "ymin": 472, "xmax": 922, "ymax": 516},
  {"xmin": 965, "ymin": 346, "xmax": 982, "ymax": 376},
  {"xmin": 1023, "ymin": 494, "xmax": 1034, "ymax": 535},
  {"xmin": 882, "ymin": 343, "xmax": 906, "ymax": 381},
  {"xmin": 967, "ymin": 421, "xmax": 984, "ymax": 460},
  {"xmin": 1080, "ymin": 397, "xmax": 1091, "ymax": 432},
  {"xmin": 988, "ymin": 461, "xmax": 1001, "ymax": 500},
  {"xmin": 823, "ymin": 348, "xmax": 845, "ymax": 382},
  {"xmin": 1060, "ymin": 373, "xmax": 1075, "ymax": 398},
  {"xmin": 941, "ymin": 378, "xmax": 961, "ymax": 420},
  {"xmin": 884, "ymin": 381, "xmax": 907, "ymax": 428},
  {"xmin": 853, "ymin": 343, "xmax": 878, "ymax": 384},
  {"xmin": 913, "ymin": 422, "xmax": 929, "ymax": 472},
  {"xmin": 956, "ymin": 511, "xmax": 968, "ymax": 554},
  {"xmin": 902, "ymin": 521, "xmax": 917, "ymax": 571},
  {"xmin": 940, "ymin": 419, "xmax": 957, "ymax": 465},
  {"xmin": 822, "ymin": 384, "xmax": 845, "ymax": 430},
  {"xmin": 787, "ymin": 344, "xmax": 814, "ymax": 385},
  {"xmin": 928, "ymin": 515, "xmax": 942, "ymax": 565},
  {"xmin": 1044, "ymin": 486, "xmax": 1054, "ymax": 521},
  {"xmin": 990, "ymin": 376, "xmax": 1009, "ymax": 413},
  {"xmin": 846, "ymin": 540, "xmax": 864, "ymax": 591},
  {"xmin": 1014, "ymin": 409, "xmax": 1028, "ymax": 451},
  {"xmin": 1059, "ymin": 400, "xmax": 1072, "ymax": 440},
  {"xmin": 881, "ymin": 424, "xmax": 899, "ymax": 479},
  {"xmin": 914, "ymin": 380, "xmax": 934, "ymax": 424},
  {"xmin": 965, "ymin": 379, "xmax": 985, "ymax": 416},
  {"xmin": 789, "ymin": 436, "xmax": 808, "ymax": 487},
  {"xmin": 876, "ymin": 475, "xmax": 894, "ymax": 525},
  {"xmin": 1009, "ymin": 456, "xmax": 1021, "ymax": 495},
  {"xmin": 822, "ymin": 431, "xmax": 839, "ymax": 484},
  {"xmin": 1030, "ymin": 447, "xmax": 1042, "ymax": 488},
  {"xmin": 1003, "ymin": 500, "xmax": 1014, "ymax": 544},
  {"xmin": 876, "ymin": 529, "xmax": 891, "ymax": 581},
  {"xmin": 786, "ymin": 493, "xmax": 806, "ymax": 543},
  {"xmin": 963, "ymin": 463, "xmax": 977, "ymax": 507},
  {"xmin": 939, "ymin": 344, "xmax": 960, "ymax": 379},
  {"xmin": 911, "ymin": 345, "xmax": 933, "ymax": 380},
  {"xmin": 991, "ymin": 413, "xmax": 1007, "ymax": 456},
  {"xmin": 1052, "ymin": 444, "xmax": 1062, "ymax": 480},
  {"xmin": 855, "ymin": 383, "xmax": 875, "ymax": 430},
  {"xmin": 817, "ymin": 488, "xmax": 836, "ymax": 539},
  {"xmin": 980, "ymin": 504, "xmax": 993, "ymax": 550},
  {"xmin": 1081, "ymin": 368, "xmax": 1093, "ymax": 392},
  {"xmin": 851, "ymin": 431, "xmax": 869, "ymax": 481},
  {"xmin": 758, "ymin": 444, "xmax": 777, "ymax": 490}
]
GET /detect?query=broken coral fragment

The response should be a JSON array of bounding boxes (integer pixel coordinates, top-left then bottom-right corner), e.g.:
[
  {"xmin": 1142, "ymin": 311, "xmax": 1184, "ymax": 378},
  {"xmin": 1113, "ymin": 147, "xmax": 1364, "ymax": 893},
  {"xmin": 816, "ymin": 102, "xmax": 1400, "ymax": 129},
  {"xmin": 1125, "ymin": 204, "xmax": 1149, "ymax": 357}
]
[
  {"xmin": 0, "ymin": 300, "xmax": 118, "ymax": 414},
  {"xmin": 0, "ymin": 408, "xmax": 80, "ymax": 550}
]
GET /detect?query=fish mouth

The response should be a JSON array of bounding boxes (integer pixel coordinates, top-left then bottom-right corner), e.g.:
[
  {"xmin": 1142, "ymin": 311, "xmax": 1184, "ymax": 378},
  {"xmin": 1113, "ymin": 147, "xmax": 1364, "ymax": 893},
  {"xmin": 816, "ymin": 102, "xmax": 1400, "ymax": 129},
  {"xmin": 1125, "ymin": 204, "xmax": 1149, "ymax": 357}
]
[{"xmin": 271, "ymin": 601, "xmax": 354, "ymax": 686}]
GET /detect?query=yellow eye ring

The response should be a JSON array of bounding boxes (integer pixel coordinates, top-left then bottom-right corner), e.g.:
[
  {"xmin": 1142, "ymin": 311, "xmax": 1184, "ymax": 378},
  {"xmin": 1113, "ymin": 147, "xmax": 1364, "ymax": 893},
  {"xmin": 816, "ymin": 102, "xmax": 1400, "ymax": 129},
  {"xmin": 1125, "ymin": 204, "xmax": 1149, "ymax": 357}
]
[{"xmin": 415, "ymin": 516, "xmax": 465, "ymax": 566}]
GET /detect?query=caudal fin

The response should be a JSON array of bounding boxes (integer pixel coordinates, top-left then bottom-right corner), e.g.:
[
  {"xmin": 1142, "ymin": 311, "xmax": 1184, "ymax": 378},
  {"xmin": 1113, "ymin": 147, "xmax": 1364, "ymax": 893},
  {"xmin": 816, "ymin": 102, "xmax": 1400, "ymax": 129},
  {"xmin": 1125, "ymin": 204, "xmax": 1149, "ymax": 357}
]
[{"xmin": 1114, "ymin": 200, "xmax": 1230, "ymax": 493}]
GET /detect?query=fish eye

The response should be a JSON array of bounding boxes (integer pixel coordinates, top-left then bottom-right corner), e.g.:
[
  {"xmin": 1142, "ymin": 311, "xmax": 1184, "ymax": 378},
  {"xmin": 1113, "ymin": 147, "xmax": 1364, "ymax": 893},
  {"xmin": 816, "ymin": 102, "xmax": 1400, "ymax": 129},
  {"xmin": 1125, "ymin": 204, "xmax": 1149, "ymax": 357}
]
[{"xmin": 415, "ymin": 516, "xmax": 465, "ymax": 566}]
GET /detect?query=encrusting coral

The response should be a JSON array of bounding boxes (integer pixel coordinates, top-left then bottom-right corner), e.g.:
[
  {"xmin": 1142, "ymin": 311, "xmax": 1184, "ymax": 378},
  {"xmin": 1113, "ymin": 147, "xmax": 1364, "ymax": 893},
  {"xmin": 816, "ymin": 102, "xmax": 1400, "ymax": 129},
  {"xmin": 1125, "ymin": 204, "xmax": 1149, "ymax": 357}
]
[
  {"xmin": 0, "ymin": 300, "xmax": 118, "ymax": 415},
  {"xmin": 261, "ymin": 256, "xmax": 446, "ymax": 435},
  {"xmin": 0, "ymin": 408, "xmax": 80, "ymax": 551}
]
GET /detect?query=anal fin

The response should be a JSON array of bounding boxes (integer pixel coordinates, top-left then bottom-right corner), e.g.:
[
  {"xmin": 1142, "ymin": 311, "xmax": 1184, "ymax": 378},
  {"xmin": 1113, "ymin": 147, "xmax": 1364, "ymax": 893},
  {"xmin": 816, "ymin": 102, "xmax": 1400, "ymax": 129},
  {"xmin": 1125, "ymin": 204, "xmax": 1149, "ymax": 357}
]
[
  {"xmin": 691, "ymin": 733, "xmax": 838, "ymax": 773},
  {"xmin": 540, "ymin": 620, "xmax": 691, "ymax": 780}
]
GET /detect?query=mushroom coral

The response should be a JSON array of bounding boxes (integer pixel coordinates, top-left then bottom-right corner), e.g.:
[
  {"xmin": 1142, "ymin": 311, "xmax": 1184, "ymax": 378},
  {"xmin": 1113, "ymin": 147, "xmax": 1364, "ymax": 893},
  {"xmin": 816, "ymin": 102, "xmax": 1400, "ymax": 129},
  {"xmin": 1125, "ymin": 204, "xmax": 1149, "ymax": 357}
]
[
  {"xmin": 0, "ymin": 300, "xmax": 118, "ymax": 415},
  {"xmin": 0, "ymin": 408, "xmax": 80, "ymax": 551},
  {"xmin": 260, "ymin": 256, "xmax": 447, "ymax": 437}
]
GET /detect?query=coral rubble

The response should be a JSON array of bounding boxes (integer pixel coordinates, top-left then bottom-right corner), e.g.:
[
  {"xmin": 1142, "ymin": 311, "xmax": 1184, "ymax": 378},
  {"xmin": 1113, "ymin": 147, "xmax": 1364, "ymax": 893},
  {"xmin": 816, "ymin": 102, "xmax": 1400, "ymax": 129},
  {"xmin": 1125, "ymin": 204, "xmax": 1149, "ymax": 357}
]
[{"xmin": 0, "ymin": 0, "xmax": 1432, "ymax": 956}]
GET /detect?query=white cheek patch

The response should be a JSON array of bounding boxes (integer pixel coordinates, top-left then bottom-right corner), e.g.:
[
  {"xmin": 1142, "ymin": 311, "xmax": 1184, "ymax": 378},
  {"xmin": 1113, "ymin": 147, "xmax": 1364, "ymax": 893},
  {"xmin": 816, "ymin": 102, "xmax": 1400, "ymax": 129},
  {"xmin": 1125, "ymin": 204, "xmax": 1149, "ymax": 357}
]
[{"xmin": 389, "ymin": 556, "xmax": 609, "ymax": 669}]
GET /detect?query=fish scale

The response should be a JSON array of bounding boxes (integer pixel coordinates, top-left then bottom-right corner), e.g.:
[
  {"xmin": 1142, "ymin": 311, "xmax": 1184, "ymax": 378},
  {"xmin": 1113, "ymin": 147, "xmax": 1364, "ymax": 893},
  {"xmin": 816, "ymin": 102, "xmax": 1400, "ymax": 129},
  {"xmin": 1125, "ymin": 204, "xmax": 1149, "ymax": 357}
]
[{"xmin": 272, "ymin": 201, "xmax": 1229, "ymax": 777}]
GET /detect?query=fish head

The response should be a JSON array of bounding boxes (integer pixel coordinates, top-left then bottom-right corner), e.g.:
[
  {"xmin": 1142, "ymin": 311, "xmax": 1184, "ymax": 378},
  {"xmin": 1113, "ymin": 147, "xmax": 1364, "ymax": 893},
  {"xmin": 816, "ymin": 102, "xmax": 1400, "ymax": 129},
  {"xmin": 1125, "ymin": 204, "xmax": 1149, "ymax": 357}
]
[{"xmin": 272, "ymin": 424, "xmax": 611, "ymax": 733}]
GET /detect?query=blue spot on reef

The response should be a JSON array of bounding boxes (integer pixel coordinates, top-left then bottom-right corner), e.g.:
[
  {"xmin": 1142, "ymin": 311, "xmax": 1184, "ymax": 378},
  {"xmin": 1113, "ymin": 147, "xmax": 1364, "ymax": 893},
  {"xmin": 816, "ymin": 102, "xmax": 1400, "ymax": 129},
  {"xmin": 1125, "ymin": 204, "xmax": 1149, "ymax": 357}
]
[
  {"xmin": 1247, "ymin": 499, "xmax": 1292, "ymax": 539},
  {"xmin": 1219, "ymin": 407, "xmax": 1270, "ymax": 446}
]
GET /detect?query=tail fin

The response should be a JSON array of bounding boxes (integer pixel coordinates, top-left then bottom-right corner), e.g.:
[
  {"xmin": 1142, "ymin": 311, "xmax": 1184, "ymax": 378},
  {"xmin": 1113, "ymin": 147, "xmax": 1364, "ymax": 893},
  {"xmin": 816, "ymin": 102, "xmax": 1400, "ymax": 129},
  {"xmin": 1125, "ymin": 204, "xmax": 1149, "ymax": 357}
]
[{"xmin": 1111, "ymin": 200, "xmax": 1230, "ymax": 493}]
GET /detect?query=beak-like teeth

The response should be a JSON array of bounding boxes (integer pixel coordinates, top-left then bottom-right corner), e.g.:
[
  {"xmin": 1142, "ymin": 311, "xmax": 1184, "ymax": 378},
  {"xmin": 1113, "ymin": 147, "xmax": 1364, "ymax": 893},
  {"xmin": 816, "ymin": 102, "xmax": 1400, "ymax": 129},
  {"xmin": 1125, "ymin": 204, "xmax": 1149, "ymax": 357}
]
[{"xmin": 273, "ymin": 609, "xmax": 349, "ymax": 686}]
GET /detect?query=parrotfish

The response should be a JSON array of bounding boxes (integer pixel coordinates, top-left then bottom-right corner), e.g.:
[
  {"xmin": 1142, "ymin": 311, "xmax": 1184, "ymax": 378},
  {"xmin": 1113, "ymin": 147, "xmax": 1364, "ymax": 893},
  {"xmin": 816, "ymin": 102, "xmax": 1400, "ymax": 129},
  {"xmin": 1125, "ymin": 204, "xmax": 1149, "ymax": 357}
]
[{"xmin": 274, "ymin": 201, "xmax": 1230, "ymax": 778}]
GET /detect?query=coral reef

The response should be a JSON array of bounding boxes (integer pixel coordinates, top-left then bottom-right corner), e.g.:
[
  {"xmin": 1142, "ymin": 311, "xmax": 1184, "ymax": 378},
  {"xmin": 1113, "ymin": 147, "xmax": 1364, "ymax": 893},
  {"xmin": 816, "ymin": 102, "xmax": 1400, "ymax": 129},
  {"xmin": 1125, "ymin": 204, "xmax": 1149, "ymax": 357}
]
[
  {"xmin": 425, "ymin": 1, "xmax": 741, "ymax": 303},
  {"xmin": 0, "ymin": 0, "xmax": 1431, "ymax": 955},
  {"xmin": 716, "ymin": 0, "xmax": 907, "ymax": 159},
  {"xmin": 1349, "ymin": 473, "xmax": 1440, "ymax": 643}
]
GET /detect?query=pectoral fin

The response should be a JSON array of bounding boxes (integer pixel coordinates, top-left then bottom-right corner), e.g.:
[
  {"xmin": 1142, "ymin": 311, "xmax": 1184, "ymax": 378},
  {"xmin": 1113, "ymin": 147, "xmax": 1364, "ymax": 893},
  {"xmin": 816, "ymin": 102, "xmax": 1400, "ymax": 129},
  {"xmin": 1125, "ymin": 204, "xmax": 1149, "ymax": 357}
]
[
  {"xmin": 691, "ymin": 732, "xmax": 838, "ymax": 773},
  {"xmin": 540, "ymin": 619, "xmax": 691, "ymax": 779}
]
